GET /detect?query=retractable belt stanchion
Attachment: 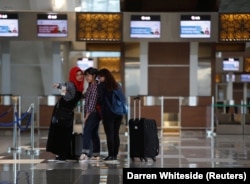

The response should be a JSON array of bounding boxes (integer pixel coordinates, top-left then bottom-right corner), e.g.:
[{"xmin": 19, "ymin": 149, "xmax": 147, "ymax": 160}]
[
  {"xmin": 25, "ymin": 103, "xmax": 40, "ymax": 155},
  {"xmin": 127, "ymin": 96, "xmax": 131, "ymax": 166},
  {"xmin": 8, "ymin": 103, "xmax": 21, "ymax": 153},
  {"xmin": 207, "ymin": 96, "xmax": 216, "ymax": 137}
]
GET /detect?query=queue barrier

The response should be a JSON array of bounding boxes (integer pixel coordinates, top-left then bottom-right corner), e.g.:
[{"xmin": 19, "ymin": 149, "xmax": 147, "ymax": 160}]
[
  {"xmin": 0, "ymin": 102, "xmax": 39, "ymax": 154},
  {"xmin": 0, "ymin": 105, "xmax": 31, "ymax": 130}
]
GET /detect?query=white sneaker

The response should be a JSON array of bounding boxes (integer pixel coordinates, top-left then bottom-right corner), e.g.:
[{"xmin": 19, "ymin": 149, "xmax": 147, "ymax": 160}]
[{"xmin": 79, "ymin": 154, "xmax": 89, "ymax": 161}]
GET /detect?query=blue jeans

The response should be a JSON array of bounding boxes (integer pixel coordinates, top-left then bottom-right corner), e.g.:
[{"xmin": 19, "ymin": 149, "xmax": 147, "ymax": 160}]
[
  {"xmin": 82, "ymin": 112, "xmax": 100, "ymax": 156},
  {"xmin": 102, "ymin": 114, "xmax": 122, "ymax": 157}
]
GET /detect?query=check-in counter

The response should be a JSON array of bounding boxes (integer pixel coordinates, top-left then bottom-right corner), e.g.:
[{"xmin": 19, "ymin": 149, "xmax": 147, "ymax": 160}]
[
  {"xmin": 180, "ymin": 96, "xmax": 212, "ymax": 130},
  {"xmin": 244, "ymin": 113, "xmax": 250, "ymax": 135},
  {"xmin": 128, "ymin": 96, "xmax": 162, "ymax": 128},
  {"xmin": 0, "ymin": 95, "xmax": 20, "ymax": 129},
  {"xmin": 215, "ymin": 103, "xmax": 243, "ymax": 135},
  {"xmin": 128, "ymin": 96, "xmax": 214, "ymax": 133},
  {"xmin": 216, "ymin": 113, "xmax": 242, "ymax": 134},
  {"xmin": 38, "ymin": 95, "xmax": 60, "ymax": 128}
]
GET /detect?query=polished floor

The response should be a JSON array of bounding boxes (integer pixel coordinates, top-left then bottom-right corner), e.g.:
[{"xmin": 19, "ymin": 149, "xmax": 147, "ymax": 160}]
[{"xmin": 0, "ymin": 125, "xmax": 250, "ymax": 184}]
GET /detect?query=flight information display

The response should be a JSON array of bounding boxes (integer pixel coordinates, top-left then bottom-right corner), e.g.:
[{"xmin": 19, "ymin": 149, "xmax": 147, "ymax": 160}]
[
  {"xmin": 0, "ymin": 13, "xmax": 18, "ymax": 37},
  {"xmin": 37, "ymin": 14, "xmax": 67, "ymax": 37}
]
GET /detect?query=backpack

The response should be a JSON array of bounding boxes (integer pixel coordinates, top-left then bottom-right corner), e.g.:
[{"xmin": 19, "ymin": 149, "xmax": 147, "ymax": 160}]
[{"xmin": 105, "ymin": 88, "xmax": 128, "ymax": 116}]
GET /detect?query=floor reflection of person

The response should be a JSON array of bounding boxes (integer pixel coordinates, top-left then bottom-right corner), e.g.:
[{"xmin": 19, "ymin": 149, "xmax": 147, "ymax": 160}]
[
  {"xmin": 46, "ymin": 169, "xmax": 83, "ymax": 184},
  {"xmin": 106, "ymin": 164, "xmax": 120, "ymax": 184}
]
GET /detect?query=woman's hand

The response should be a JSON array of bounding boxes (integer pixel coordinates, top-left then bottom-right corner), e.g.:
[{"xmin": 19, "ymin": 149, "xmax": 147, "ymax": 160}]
[
  {"xmin": 84, "ymin": 113, "xmax": 90, "ymax": 122},
  {"xmin": 53, "ymin": 83, "xmax": 59, "ymax": 88}
]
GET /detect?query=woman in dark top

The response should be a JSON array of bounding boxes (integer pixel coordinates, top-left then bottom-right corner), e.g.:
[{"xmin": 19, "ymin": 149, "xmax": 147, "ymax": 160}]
[
  {"xmin": 46, "ymin": 66, "xmax": 84, "ymax": 162},
  {"xmin": 98, "ymin": 68, "xmax": 125, "ymax": 161}
]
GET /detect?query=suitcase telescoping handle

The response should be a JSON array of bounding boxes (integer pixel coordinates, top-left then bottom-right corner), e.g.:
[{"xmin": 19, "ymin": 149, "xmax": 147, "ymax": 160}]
[{"xmin": 133, "ymin": 95, "xmax": 141, "ymax": 119}]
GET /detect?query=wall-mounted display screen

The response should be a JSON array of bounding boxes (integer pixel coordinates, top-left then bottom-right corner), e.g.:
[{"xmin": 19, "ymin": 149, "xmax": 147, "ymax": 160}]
[
  {"xmin": 222, "ymin": 58, "xmax": 243, "ymax": 72},
  {"xmin": 241, "ymin": 74, "xmax": 250, "ymax": 82},
  {"xmin": 0, "ymin": 13, "xmax": 18, "ymax": 37},
  {"xmin": 77, "ymin": 58, "xmax": 94, "ymax": 71},
  {"xmin": 37, "ymin": 14, "xmax": 67, "ymax": 37},
  {"xmin": 180, "ymin": 15, "xmax": 211, "ymax": 38},
  {"xmin": 130, "ymin": 15, "xmax": 160, "ymax": 38}
]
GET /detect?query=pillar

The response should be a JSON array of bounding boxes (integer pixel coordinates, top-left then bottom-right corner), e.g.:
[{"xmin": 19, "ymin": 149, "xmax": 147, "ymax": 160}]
[
  {"xmin": 139, "ymin": 41, "xmax": 148, "ymax": 95},
  {"xmin": 189, "ymin": 42, "xmax": 198, "ymax": 96},
  {"xmin": 0, "ymin": 41, "xmax": 11, "ymax": 94},
  {"xmin": 52, "ymin": 42, "xmax": 62, "ymax": 94}
]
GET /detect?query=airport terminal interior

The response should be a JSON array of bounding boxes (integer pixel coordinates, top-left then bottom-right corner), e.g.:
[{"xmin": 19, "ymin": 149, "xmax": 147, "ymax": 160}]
[{"xmin": 1, "ymin": 0, "xmax": 250, "ymax": 183}]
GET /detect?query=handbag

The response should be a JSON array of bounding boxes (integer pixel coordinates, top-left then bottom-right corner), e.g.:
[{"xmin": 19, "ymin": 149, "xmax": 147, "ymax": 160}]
[{"xmin": 52, "ymin": 102, "xmax": 74, "ymax": 126}]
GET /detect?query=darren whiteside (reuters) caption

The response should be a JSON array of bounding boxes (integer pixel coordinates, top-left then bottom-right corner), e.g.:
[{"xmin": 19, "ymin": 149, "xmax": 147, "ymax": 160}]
[{"xmin": 123, "ymin": 168, "xmax": 249, "ymax": 183}]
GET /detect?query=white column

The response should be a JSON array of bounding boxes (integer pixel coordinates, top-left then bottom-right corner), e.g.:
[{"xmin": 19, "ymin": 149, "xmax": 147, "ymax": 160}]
[
  {"xmin": 139, "ymin": 41, "xmax": 148, "ymax": 95},
  {"xmin": 0, "ymin": 41, "xmax": 11, "ymax": 94},
  {"xmin": 189, "ymin": 42, "xmax": 199, "ymax": 96},
  {"xmin": 226, "ymin": 72, "xmax": 233, "ymax": 101},
  {"xmin": 243, "ymin": 83, "xmax": 248, "ymax": 104},
  {"xmin": 52, "ymin": 42, "xmax": 62, "ymax": 94}
]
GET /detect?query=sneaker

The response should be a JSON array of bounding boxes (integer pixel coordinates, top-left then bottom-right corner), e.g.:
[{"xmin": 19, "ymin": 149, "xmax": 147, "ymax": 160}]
[{"xmin": 79, "ymin": 153, "xmax": 89, "ymax": 161}]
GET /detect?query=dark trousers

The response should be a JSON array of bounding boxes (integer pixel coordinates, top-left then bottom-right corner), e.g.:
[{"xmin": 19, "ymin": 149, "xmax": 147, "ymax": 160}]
[
  {"xmin": 82, "ymin": 112, "xmax": 100, "ymax": 156},
  {"xmin": 102, "ymin": 114, "xmax": 122, "ymax": 157}
]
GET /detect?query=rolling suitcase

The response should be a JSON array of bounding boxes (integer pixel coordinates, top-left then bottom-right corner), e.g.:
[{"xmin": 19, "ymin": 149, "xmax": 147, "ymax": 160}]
[
  {"xmin": 129, "ymin": 96, "xmax": 159, "ymax": 162},
  {"xmin": 70, "ymin": 112, "xmax": 83, "ymax": 161},
  {"xmin": 70, "ymin": 132, "xmax": 83, "ymax": 161}
]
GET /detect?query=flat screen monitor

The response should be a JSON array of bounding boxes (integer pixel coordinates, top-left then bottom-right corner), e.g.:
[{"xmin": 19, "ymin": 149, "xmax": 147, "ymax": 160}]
[
  {"xmin": 37, "ymin": 14, "xmax": 67, "ymax": 37},
  {"xmin": 77, "ymin": 58, "xmax": 94, "ymax": 71},
  {"xmin": 0, "ymin": 13, "xmax": 18, "ymax": 37},
  {"xmin": 241, "ymin": 74, "xmax": 250, "ymax": 82},
  {"xmin": 130, "ymin": 15, "xmax": 160, "ymax": 38},
  {"xmin": 180, "ymin": 15, "xmax": 211, "ymax": 38},
  {"xmin": 222, "ymin": 58, "xmax": 242, "ymax": 72}
]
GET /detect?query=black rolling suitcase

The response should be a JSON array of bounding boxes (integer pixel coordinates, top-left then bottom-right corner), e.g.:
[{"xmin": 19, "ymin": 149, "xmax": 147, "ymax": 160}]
[
  {"xmin": 129, "ymin": 96, "xmax": 159, "ymax": 162},
  {"xmin": 69, "ymin": 111, "xmax": 84, "ymax": 161},
  {"xmin": 71, "ymin": 133, "xmax": 82, "ymax": 161},
  {"xmin": 70, "ymin": 132, "xmax": 83, "ymax": 161}
]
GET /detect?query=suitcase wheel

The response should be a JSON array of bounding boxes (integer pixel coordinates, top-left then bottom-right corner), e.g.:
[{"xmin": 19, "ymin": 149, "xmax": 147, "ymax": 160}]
[
  {"xmin": 130, "ymin": 157, "xmax": 135, "ymax": 162},
  {"xmin": 143, "ymin": 157, "xmax": 148, "ymax": 162},
  {"xmin": 139, "ymin": 157, "xmax": 144, "ymax": 162},
  {"xmin": 152, "ymin": 157, "xmax": 156, "ymax": 162}
]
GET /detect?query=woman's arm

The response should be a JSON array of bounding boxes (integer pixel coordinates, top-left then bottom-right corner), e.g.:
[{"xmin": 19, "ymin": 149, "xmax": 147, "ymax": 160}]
[{"xmin": 62, "ymin": 82, "xmax": 76, "ymax": 101}]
